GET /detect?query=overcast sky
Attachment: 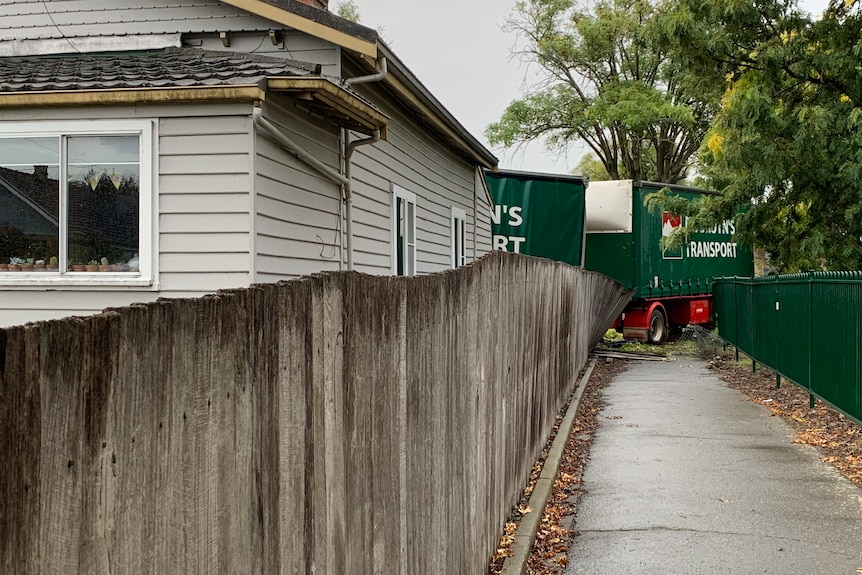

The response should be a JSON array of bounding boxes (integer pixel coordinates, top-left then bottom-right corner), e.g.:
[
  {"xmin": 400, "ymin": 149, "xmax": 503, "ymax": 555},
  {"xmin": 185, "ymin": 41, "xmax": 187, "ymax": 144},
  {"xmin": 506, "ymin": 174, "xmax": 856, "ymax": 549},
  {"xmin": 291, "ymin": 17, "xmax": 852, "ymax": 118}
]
[{"xmin": 351, "ymin": 0, "xmax": 831, "ymax": 174}]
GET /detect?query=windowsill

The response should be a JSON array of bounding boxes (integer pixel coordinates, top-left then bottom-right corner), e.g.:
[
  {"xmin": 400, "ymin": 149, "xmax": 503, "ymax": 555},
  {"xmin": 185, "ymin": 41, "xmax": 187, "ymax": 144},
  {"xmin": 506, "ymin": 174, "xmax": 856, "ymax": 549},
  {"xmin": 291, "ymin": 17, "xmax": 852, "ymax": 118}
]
[{"xmin": 0, "ymin": 274, "xmax": 156, "ymax": 290}]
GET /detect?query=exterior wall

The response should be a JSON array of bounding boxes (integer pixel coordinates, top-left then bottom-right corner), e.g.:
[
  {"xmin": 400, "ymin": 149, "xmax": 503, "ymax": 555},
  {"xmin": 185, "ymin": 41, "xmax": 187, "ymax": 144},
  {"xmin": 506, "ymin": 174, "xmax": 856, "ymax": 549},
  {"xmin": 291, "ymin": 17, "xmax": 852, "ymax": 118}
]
[
  {"xmin": 474, "ymin": 168, "xmax": 493, "ymax": 258},
  {"xmin": 0, "ymin": 102, "xmax": 255, "ymax": 328},
  {"xmin": 189, "ymin": 31, "xmax": 341, "ymax": 76},
  {"xmin": 0, "ymin": 1, "xmax": 280, "ymax": 41},
  {"xmin": 253, "ymin": 98, "xmax": 345, "ymax": 281},
  {"xmin": 345, "ymin": 72, "xmax": 492, "ymax": 275},
  {"xmin": 0, "ymin": 0, "xmax": 341, "ymax": 74}
]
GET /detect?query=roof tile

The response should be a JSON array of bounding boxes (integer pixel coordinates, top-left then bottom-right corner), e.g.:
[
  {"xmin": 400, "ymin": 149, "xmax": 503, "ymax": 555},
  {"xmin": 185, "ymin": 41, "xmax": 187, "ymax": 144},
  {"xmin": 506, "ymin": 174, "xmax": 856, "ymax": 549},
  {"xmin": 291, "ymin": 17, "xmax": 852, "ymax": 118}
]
[{"xmin": 0, "ymin": 47, "xmax": 319, "ymax": 92}]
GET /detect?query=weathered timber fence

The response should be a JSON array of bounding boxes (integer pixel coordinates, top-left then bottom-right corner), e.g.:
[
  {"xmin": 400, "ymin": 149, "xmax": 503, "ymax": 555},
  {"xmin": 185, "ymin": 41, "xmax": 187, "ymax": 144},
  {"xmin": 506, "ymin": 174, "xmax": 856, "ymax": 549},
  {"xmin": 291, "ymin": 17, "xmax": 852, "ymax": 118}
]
[
  {"xmin": 714, "ymin": 273, "xmax": 862, "ymax": 424},
  {"xmin": 0, "ymin": 252, "xmax": 631, "ymax": 575}
]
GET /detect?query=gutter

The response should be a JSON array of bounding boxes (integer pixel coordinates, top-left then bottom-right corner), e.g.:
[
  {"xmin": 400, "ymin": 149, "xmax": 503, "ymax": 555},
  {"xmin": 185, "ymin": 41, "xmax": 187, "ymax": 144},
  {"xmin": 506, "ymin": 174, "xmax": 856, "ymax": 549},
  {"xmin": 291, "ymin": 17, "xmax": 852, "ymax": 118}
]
[
  {"xmin": 253, "ymin": 107, "xmax": 381, "ymax": 273},
  {"xmin": 253, "ymin": 107, "xmax": 349, "ymax": 188},
  {"xmin": 343, "ymin": 129, "xmax": 381, "ymax": 270},
  {"xmin": 345, "ymin": 56, "xmax": 388, "ymax": 87}
]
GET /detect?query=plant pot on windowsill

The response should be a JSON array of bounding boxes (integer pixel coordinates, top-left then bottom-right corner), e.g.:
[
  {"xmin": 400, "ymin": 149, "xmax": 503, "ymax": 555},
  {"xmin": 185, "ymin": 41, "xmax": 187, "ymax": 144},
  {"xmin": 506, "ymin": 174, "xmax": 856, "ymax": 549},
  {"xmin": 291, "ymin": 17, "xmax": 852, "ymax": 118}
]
[
  {"xmin": 20, "ymin": 264, "xmax": 34, "ymax": 272},
  {"xmin": 8, "ymin": 264, "xmax": 21, "ymax": 271},
  {"xmin": 98, "ymin": 265, "xmax": 110, "ymax": 272},
  {"xmin": 85, "ymin": 265, "xmax": 99, "ymax": 272},
  {"xmin": 71, "ymin": 264, "xmax": 86, "ymax": 272}
]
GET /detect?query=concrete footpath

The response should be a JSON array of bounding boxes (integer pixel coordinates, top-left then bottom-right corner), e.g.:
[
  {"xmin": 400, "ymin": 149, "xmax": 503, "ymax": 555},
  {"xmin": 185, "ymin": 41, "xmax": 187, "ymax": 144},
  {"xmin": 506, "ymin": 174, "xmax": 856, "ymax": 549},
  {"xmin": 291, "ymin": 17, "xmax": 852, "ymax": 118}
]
[{"xmin": 565, "ymin": 358, "xmax": 862, "ymax": 575}]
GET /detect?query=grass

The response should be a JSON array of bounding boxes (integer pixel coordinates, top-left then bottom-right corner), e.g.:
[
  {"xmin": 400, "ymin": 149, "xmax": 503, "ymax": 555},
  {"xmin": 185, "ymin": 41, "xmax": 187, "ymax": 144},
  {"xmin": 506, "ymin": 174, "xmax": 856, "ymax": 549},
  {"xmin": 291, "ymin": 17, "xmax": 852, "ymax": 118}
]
[{"xmin": 597, "ymin": 328, "xmax": 702, "ymax": 358}]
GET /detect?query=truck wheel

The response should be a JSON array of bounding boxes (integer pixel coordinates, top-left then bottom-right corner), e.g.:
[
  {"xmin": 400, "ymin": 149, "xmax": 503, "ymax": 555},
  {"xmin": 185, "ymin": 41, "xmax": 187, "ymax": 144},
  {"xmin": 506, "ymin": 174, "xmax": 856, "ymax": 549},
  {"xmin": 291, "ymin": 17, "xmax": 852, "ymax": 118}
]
[{"xmin": 647, "ymin": 308, "xmax": 666, "ymax": 344}]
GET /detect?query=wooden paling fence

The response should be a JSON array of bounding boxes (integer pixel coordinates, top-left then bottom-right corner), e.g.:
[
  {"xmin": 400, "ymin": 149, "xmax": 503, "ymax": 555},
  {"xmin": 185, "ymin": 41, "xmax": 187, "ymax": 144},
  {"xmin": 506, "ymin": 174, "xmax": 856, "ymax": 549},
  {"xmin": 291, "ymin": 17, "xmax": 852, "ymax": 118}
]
[{"xmin": 0, "ymin": 252, "xmax": 631, "ymax": 575}]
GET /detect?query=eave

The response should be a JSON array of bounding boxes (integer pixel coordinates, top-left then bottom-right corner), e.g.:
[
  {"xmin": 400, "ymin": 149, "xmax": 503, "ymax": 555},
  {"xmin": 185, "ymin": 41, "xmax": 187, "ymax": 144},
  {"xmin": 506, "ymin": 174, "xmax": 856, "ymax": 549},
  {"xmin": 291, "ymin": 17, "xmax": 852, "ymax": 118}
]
[
  {"xmin": 0, "ymin": 80, "xmax": 388, "ymax": 138},
  {"xmin": 220, "ymin": 0, "xmax": 377, "ymax": 58},
  {"xmin": 267, "ymin": 76, "xmax": 388, "ymax": 139},
  {"xmin": 0, "ymin": 85, "xmax": 266, "ymax": 107}
]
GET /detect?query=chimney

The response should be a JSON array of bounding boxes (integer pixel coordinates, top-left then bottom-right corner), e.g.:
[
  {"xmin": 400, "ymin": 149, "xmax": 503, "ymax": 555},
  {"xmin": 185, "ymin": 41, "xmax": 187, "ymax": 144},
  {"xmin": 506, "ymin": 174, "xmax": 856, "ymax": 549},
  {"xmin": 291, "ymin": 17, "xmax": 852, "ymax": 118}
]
[{"xmin": 295, "ymin": 0, "xmax": 328, "ymax": 9}]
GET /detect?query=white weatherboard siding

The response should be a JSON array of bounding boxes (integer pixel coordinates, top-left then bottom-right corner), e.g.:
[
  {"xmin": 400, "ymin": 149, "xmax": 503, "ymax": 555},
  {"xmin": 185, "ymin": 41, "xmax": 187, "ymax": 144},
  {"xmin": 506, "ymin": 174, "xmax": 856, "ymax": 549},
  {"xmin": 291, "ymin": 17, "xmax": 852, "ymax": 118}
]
[
  {"xmin": 0, "ymin": 0, "xmax": 340, "ymax": 74},
  {"xmin": 0, "ymin": 103, "xmax": 255, "ymax": 328},
  {"xmin": 158, "ymin": 109, "xmax": 254, "ymax": 292},
  {"xmin": 193, "ymin": 31, "xmax": 340, "ymax": 76},
  {"xmin": 474, "ymin": 168, "xmax": 493, "ymax": 257},
  {"xmin": 348, "ymin": 78, "xmax": 490, "ymax": 275},
  {"xmin": 0, "ymin": 1, "xmax": 279, "ymax": 40},
  {"xmin": 253, "ymin": 99, "xmax": 344, "ymax": 282}
]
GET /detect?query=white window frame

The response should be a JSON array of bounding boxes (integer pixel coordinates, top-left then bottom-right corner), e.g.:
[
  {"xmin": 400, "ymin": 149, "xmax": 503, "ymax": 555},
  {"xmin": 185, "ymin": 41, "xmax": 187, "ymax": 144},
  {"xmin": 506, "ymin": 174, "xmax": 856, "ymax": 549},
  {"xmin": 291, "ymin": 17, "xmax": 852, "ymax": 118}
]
[
  {"xmin": 391, "ymin": 184, "xmax": 417, "ymax": 276},
  {"xmin": 451, "ymin": 206, "xmax": 466, "ymax": 268},
  {"xmin": 0, "ymin": 119, "xmax": 156, "ymax": 289}
]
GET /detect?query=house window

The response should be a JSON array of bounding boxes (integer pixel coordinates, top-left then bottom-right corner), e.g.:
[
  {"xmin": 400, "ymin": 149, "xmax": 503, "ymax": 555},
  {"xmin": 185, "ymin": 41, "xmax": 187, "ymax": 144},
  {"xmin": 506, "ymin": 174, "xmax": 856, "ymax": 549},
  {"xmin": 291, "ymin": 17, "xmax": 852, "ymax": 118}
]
[
  {"xmin": 451, "ymin": 206, "xmax": 466, "ymax": 268},
  {"xmin": 391, "ymin": 184, "xmax": 416, "ymax": 276},
  {"xmin": 0, "ymin": 120, "xmax": 153, "ymax": 286}
]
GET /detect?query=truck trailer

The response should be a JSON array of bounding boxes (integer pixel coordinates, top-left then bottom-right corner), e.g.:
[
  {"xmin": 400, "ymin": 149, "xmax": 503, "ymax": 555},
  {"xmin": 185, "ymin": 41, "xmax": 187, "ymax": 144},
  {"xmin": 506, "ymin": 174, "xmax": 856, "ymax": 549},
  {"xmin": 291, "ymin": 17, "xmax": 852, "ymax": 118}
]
[
  {"xmin": 584, "ymin": 180, "xmax": 753, "ymax": 343},
  {"xmin": 485, "ymin": 170, "xmax": 753, "ymax": 343},
  {"xmin": 484, "ymin": 169, "xmax": 587, "ymax": 267}
]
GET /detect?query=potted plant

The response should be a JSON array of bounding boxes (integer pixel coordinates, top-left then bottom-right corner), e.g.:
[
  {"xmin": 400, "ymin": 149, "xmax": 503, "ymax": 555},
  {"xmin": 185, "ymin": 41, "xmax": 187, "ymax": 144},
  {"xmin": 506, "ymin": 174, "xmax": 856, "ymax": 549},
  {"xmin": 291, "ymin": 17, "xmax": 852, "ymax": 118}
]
[
  {"xmin": 48, "ymin": 256, "xmax": 59, "ymax": 271},
  {"xmin": 70, "ymin": 260, "xmax": 86, "ymax": 272},
  {"xmin": 9, "ymin": 257, "xmax": 23, "ymax": 271},
  {"xmin": 98, "ymin": 257, "xmax": 110, "ymax": 272},
  {"xmin": 85, "ymin": 260, "xmax": 99, "ymax": 272},
  {"xmin": 33, "ymin": 259, "xmax": 46, "ymax": 271},
  {"xmin": 20, "ymin": 258, "xmax": 34, "ymax": 272}
]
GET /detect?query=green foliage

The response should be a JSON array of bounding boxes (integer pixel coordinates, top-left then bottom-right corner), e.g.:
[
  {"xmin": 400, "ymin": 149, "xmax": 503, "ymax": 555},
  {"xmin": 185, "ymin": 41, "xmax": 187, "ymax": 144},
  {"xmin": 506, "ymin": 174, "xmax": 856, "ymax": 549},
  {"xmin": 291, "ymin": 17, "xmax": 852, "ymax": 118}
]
[
  {"xmin": 655, "ymin": 0, "xmax": 862, "ymax": 272},
  {"xmin": 487, "ymin": 0, "xmax": 716, "ymax": 183},
  {"xmin": 335, "ymin": 0, "xmax": 360, "ymax": 22},
  {"xmin": 576, "ymin": 153, "xmax": 614, "ymax": 181}
]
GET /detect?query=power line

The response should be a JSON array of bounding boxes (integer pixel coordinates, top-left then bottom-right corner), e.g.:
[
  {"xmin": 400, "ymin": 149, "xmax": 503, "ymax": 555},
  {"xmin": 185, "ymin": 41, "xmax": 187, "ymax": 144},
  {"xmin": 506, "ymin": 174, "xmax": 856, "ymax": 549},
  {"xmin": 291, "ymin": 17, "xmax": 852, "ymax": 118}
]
[{"xmin": 41, "ymin": 0, "xmax": 85, "ymax": 56}]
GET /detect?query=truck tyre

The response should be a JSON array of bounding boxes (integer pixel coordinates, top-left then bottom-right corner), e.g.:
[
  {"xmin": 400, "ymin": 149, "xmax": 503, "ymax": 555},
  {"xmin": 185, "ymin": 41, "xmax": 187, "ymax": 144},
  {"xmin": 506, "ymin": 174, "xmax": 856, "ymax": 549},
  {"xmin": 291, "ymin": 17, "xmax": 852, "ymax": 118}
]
[{"xmin": 647, "ymin": 308, "xmax": 666, "ymax": 344}]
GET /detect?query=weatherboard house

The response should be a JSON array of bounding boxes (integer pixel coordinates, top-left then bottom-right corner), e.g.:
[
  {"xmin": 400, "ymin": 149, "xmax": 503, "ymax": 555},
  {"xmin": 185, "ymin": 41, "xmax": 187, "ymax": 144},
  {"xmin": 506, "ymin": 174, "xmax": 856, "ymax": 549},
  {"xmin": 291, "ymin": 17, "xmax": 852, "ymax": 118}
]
[{"xmin": 0, "ymin": 0, "xmax": 498, "ymax": 328}]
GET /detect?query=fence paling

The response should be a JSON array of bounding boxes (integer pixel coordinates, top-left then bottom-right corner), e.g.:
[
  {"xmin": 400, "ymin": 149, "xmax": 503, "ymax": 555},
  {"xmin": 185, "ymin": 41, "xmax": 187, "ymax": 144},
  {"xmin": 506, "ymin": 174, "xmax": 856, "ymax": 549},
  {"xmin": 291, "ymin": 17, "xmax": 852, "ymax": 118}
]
[
  {"xmin": 0, "ymin": 251, "xmax": 631, "ymax": 575},
  {"xmin": 714, "ymin": 274, "xmax": 862, "ymax": 425}
]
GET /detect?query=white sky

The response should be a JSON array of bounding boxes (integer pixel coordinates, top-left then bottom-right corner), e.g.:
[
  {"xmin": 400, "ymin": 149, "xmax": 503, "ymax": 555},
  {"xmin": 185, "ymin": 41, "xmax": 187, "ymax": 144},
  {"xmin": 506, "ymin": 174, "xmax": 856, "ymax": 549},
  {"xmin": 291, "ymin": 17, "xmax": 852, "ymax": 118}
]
[{"xmin": 351, "ymin": 0, "xmax": 831, "ymax": 174}]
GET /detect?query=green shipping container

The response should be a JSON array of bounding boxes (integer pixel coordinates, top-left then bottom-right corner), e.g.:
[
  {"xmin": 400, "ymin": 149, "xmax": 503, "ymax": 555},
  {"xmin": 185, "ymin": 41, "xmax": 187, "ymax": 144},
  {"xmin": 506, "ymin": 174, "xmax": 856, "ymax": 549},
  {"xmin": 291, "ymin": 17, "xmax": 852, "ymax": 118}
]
[
  {"xmin": 485, "ymin": 169, "xmax": 586, "ymax": 267},
  {"xmin": 584, "ymin": 180, "xmax": 753, "ymax": 299}
]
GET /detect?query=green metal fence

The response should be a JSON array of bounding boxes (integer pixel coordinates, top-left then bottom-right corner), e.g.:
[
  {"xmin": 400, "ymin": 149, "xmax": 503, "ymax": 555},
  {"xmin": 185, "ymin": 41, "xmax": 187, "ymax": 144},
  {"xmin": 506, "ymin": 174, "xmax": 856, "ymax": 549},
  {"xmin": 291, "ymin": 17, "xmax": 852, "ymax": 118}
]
[{"xmin": 714, "ymin": 273, "xmax": 862, "ymax": 424}]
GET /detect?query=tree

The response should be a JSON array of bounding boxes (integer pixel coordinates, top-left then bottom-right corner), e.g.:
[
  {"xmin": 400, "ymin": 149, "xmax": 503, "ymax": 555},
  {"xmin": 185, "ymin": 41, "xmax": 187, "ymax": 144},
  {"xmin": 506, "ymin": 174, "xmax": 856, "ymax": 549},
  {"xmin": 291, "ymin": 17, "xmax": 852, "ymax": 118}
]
[
  {"xmin": 335, "ymin": 0, "xmax": 360, "ymax": 22},
  {"xmin": 575, "ymin": 153, "xmax": 613, "ymax": 181},
  {"xmin": 486, "ymin": 0, "xmax": 717, "ymax": 183},
  {"xmin": 655, "ymin": 0, "xmax": 862, "ymax": 272}
]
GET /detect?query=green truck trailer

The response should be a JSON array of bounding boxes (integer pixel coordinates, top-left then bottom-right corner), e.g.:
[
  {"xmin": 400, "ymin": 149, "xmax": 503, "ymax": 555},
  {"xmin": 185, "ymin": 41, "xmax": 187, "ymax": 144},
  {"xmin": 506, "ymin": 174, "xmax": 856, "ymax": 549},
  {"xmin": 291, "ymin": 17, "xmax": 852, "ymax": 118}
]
[
  {"xmin": 584, "ymin": 180, "xmax": 753, "ymax": 342},
  {"xmin": 486, "ymin": 172, "xmax": 754, "ymax": 343},
  {"xmin": 484, "ymin": 169, "xmax": 586, "ymax": 267}
]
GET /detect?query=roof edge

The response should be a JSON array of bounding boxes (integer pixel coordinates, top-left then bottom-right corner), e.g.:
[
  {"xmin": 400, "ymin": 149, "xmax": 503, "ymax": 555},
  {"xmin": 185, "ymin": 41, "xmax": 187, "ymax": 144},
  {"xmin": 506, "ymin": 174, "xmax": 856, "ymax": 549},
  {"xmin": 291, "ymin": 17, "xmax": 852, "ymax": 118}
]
[
  {"xmin": 378, "ymin": 42, "xmax": 498, "ymax": 169},
  {"xmin": 219, "ymin": 0, "xmax": 378, "ymax": 58},
  {"xmin": 485, "ymin": 168, "xmax": 586, "ymax": 185},
  {"xmin": 0, "ymin": 85, "xmax": 265, "ymax": 108}
]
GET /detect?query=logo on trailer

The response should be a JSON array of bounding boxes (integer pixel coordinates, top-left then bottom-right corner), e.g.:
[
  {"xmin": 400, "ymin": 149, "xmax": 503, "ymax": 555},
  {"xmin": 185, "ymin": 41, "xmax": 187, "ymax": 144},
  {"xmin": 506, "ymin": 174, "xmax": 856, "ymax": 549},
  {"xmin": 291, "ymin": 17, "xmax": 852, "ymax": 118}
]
[{"xmin": 661, "ymin": 212, "xmax": 682, "ymax": 259}]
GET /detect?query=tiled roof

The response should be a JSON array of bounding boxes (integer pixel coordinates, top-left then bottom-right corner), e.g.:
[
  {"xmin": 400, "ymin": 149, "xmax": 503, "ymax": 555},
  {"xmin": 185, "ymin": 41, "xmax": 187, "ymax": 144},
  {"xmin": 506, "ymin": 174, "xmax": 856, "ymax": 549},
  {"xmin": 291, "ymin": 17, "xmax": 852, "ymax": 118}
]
[{"xmin": 0, "ymin": 47, "xmax": 320, "ymax": 92}]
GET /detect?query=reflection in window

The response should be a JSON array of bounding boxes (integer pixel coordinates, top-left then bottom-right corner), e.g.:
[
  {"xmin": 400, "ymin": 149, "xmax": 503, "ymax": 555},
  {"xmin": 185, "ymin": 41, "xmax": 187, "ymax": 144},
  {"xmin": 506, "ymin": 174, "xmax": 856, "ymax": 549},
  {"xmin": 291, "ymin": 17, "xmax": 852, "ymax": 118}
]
[
  {"xmin": 392, "ymin": 185, "xmax": 416, "ymax": 276},
  {"xmin": 0, "ymin": 134, "xmax": 141, "ymax": 274},
  {"xmin": 67, "ymin": 136, "xmax": 140, "ymax": 272},
  {"xmin": 0, "ymin": 138, "xmax": 59, "ymax": 272}
]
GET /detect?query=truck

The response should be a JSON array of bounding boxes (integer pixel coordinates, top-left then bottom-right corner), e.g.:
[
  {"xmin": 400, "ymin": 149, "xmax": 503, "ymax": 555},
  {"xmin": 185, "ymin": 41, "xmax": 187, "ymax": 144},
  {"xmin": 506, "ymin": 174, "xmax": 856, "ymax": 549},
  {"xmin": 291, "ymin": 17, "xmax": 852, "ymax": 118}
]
[
  {"xmin": 484, "ymin": 169, "xmax": 586, "ymax": 267},
  {"xmin": 485, "ymin": 171, "xmax": 754, "ymax": 343}
]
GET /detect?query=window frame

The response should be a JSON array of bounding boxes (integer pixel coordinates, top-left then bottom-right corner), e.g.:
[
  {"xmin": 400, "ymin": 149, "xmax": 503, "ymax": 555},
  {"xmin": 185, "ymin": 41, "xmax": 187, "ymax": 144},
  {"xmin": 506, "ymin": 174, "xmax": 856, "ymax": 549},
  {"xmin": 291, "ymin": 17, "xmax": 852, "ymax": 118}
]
[
  {"xmin": 391, "ymin": 184, "xmax": 417, "ymax": 276},
  {"xmin": 0, "ymin": 119, "xmax": 156, "ymax": 289},
  {"xmin": 451, "ymin": 206, "xmax": 466, "ymax": 268}
]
